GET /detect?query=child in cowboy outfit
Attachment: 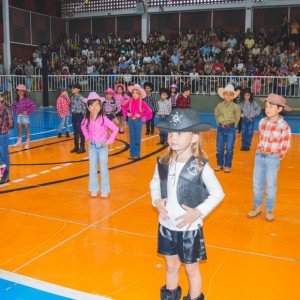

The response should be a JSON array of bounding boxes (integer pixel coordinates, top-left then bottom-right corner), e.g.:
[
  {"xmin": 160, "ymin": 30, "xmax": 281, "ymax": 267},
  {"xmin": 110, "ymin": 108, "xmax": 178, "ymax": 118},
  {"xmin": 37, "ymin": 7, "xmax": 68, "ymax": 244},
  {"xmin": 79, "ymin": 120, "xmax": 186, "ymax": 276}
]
[
  {"xmin": 239, "ymin": 88, "xmax": 261, "ymax": 151},
  {"xmin": 103, "ymin": 88, "xmax": 122, "ymax": 127},
  {"xmin": 11, "ymin": 84, "xmax": 36, "ymax": 150},
  {"xmin": 150, "ymin": 108, "xmax": 224, "ymax": 300},
  {"xmin": 81, "ymin": 92, "xmax": 119, "ymax": 198},
  {"xmin": 214, "ymin": 84, "xmax": 241, "ymax": 173},
  {"xmin": 56, "ymin": 87, "xmax": 71, "ymax": 138},
  {"xmin": 247, "ymin": 94, "xmax": 292, "ymax": 222},
  {"xmin": 114, "ymin": 84, "xmax": 130, "ymax": 133},
  {"xmin": 144, "ymin": 82, "xmax": 159, "ymax": 135},
  {"xmin": 122, "ymin": 84, "xmax": 152, "ymax": 160}
]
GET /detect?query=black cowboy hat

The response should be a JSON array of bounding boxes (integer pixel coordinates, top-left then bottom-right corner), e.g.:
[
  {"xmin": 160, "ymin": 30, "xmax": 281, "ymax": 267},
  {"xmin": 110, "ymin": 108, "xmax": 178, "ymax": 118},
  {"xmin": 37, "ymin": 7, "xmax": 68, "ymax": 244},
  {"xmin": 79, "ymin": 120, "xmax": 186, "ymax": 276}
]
[{"xmin": 156, "ymin": 108, "xmax": 212, "ymax": 132}]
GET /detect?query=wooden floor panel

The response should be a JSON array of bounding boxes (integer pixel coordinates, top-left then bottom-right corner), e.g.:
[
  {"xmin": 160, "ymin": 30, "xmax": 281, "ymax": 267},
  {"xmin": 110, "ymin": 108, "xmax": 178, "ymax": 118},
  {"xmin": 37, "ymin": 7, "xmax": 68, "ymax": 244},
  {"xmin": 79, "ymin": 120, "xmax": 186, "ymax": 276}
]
[{"xmin": 1, "ymin": 128, "xmax": 299, "ymax": 299}]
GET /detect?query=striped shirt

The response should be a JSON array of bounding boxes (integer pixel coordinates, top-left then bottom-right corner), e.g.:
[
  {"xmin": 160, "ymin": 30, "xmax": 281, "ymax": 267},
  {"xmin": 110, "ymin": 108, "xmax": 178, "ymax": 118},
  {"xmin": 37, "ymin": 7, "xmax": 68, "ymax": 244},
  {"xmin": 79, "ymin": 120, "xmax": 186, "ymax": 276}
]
[
  {"xmin": 11, "ymin": 97, "xmax": 36, "ymax": 115},
  {"xmin": 257, "ymin": 116, "xmax": 291, "ymax": 159},
  {"xmin": 157, "ymin": 99, "xmax": 172, "ymax": 116}
]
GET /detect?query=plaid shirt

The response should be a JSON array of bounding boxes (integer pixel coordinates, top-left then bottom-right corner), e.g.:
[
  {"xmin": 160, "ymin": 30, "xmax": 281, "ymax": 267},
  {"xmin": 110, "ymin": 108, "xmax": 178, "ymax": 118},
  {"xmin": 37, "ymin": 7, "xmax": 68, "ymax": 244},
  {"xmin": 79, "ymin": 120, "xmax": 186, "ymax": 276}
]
[
  {"xmin": 11, "ymin": 97, "xmax": 36, "ymax": 115},
  {"xmin": 176, "ymin": 94, "xmax": 191, "ymax": 109},
  {"xmin": 0, "ymin": 104, "xmax": 14, "ymax": 134},
  {"xmin": 70, "ymin": 94, "xmax": 86, "ymax": 114},
  {"xmin": 157, "ymin": 99, "xmax": 172, "ymax": 116},
  {"xmin": 257, "ymin": 116, "xmax": 291, "ymax": 159},
  {"xmin": 144, "ymin": 93, "xmax": 159, "ymax": 112},
  {"xmin": 103, "ymin": 99, "xmax": 121, "ymax": 115},
  {"xmin": 56, "ymin": 95, "xmax": 70, "ymax": 117}
]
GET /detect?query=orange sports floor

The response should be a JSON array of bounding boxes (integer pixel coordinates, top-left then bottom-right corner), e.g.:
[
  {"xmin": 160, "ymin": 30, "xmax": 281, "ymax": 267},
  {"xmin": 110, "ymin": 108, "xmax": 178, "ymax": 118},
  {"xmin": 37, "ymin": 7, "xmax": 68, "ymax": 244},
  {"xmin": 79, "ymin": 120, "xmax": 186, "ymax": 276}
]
[{"xmin": 0, "ymin": 128, "xmax": 300, "ymax": 299}]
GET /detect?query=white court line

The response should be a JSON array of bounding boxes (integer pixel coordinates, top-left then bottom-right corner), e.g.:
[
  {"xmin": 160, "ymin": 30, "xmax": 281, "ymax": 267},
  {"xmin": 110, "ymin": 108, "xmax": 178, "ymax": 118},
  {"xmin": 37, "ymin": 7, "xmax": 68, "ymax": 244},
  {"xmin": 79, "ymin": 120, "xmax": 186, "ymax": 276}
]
[
  {"xmin": 51, "ymin": 166, "xmax": 62, "ymax": 170},
  {"xmin": 26, "ymin": 174, "xmax": 38, "ymax": 178},
  {"xmin": 11, "ymin": 178, "xmax": 24, "ymax": 183},
  {"xmin": 0, "ymin": 269, "xmax": 111, "ymax": 300},
  {"xmin": 39, "ymin": 170, "xmax": 50, "ymax": 174},
  {"xmin": 62, "ymin": 163, "xmax": 73, "ymax": 166}
]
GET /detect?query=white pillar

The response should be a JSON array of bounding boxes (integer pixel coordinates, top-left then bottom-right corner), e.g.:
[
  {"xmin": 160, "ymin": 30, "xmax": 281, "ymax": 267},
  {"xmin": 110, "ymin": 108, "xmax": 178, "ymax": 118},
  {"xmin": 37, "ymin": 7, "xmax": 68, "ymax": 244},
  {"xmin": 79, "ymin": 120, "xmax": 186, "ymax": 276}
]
[
  {"xmin": 245, "ymin": 0, "xmax": 253, "ymax": 32},
  {"xmin": 2, "ymin": 0, "xmax": 11, "ymax": 75},
  {"xmin": 141, "ymin": 0, "xmax": 149, "ymax": 44}
]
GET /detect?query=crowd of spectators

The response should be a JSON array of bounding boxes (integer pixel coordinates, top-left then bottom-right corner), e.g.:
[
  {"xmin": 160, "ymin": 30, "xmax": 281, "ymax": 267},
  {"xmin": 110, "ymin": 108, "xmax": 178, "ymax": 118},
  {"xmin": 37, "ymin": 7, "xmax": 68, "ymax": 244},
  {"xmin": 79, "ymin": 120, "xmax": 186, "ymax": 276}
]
[{"xmin": 7, "ymin": 16, "xmax": 300, "ymax": 95}]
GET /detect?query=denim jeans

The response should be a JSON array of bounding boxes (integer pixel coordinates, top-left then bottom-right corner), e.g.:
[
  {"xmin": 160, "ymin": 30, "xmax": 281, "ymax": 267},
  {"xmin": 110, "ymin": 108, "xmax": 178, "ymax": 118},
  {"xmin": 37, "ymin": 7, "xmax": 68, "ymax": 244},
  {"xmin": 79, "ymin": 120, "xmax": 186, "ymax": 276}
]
[
  {"xmin": 146, "ymin": 112, "xmax": 156, "ymax": 133},
  {"xmin": 72, "ymin": 113, "xmax": 85, "ymax": 148},
  {"xmin": 253, "ymin": 151, "xmax": 280, "ymax": 211},
  {"xmin": 216, "ymin": 125, "xmax": 236, "ymax": 168},
  {"xmin": 128, "ymin": 118, "xmax": 142, "ymax": 157},
  {"xmin": 58, "ymin": 115, "xmax": 70, "ymax": 134},
  {"xmin": 241, "ymin": 118, "xmax": 254, "ymax": 148},
  {"xmin": 89, "ymin": 142, "xmax": 109, "ymax": 194},
  {"xmin": 0, "ymin": 133, "xmax": 10, "ymax": 178},
  {"xmin": 158, "ymin": 116, "xmax": 168, "ymax": 137}
]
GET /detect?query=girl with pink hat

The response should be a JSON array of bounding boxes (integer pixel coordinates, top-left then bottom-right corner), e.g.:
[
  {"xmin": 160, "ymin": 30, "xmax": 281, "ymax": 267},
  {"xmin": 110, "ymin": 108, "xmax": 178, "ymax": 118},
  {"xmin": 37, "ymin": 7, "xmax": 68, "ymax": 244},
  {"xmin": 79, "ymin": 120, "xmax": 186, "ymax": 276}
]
[
  {"xmin": 122, "ymin": 84, "xmax": 152, "ymax": 159},
  {"xmin": 103, "ymin": 88, "xmax": 121, "ymax": 127},
  {"xmin": 81, "ymin": 92, "xmax": 119, "ymax": 198},
  {"xmin": 114, "ymin": 84, "xmax": 130, "ymax": 133},
  {"xmin": 11, "ymin": 84, "xmax": 36, "ymax": 149}
]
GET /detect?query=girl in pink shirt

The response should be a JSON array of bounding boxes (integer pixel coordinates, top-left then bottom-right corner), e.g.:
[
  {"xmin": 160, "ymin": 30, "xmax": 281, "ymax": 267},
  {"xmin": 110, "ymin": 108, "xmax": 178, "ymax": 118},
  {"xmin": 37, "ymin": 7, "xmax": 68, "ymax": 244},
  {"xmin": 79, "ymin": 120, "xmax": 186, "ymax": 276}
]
[
  {"xmin": 122, "ymin": 84, "xmax": 152, "ymax": 160},
  {"xmin": 114, "ymin": 84, "xmax": 130, "ymax": 133},
  {"xmin": 81, "ymin": 92, "xmax": 119, "ymax": 198}
]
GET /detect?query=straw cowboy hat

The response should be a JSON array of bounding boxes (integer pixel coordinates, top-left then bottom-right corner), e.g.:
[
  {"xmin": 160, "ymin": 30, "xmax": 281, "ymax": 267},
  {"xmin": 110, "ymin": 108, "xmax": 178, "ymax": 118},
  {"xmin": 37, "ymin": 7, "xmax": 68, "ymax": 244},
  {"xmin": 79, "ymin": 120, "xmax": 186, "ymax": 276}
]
[
  {"xmin": 218, "ymin": 84, "xmax": 240, "ymax": 99},
  {"xmin": 114, "ymin": 83, "xmax": 126, "ymax": 92},
  {"xmin": 260, "ymin": 93, "xmax": 292, "ymax": 111},
  {"xmin": 128, "ymin": 84, "xmax": 146, "ymax": 99},
  {"xmin": 83, "ymin": 92, "xmax": 105, "ymax": 103},
  {"xmin": 156, "ymin": 108, "xmax": 212, "ymax": 132}
]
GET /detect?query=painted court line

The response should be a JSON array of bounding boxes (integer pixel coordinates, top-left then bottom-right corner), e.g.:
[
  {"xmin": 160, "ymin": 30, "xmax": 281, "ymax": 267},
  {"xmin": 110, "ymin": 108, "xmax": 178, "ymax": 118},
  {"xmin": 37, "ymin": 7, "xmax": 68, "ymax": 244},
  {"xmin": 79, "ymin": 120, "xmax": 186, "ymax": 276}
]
[
  {"xmin": 0, "ymin": 269, "xmax": 111, "ymax": 299},
  {"xmin": 11, "ymin": 178, "xmax": 24, "ymax": 183},
  {"xmin": 26, "ymin": 174, "xmax": 38, "ymax": 178},
  {"xmin": 39, "ymin": 170, "xmax": 51, "ymax": 174}
]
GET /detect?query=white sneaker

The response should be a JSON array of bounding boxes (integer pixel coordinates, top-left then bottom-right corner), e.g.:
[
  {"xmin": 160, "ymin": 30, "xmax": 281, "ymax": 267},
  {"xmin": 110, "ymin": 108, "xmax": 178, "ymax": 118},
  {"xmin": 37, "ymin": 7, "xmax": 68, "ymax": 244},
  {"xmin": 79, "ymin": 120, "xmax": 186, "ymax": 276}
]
[
  {"xmin": 25, "ymin": 140, "xmax": 30, "ymax": 150},
  {"xmin": 14, "ymin": 138, "xmax": 22, "ymax": 147},
  {"xmin": 101, "ymin": 192, "xmax": 109, "ymax": 198},
  {"xmin": 90, "ymin": 191, "xmax": 97, "ymax": 197}
]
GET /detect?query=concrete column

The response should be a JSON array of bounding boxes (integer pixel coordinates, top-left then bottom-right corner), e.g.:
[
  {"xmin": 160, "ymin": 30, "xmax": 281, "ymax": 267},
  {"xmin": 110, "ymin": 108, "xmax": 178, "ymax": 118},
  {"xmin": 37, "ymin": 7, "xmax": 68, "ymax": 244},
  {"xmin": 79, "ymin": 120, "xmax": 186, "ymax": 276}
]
[
  {"xmin": 245, "ymin": 0, "xmax": 253, "ymax": 32},
  {"xmin": 141, "ymin": 0, "xmax": 149, "ymax": 44},
  {"xmin": 2, "ymin": 0, "xmax": 11, "ymax": 75}
]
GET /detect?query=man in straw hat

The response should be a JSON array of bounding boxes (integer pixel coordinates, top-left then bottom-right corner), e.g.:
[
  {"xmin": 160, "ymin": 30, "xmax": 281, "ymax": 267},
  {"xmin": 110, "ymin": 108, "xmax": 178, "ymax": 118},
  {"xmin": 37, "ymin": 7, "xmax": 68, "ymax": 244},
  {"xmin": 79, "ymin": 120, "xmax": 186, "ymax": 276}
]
[
  {"xmin": 214, "ymin": 84, "xmax": 241, "ymax": 173},
  {"xmin": 247, "ymin": 93, "xmax": 291, "ymax": 222}
]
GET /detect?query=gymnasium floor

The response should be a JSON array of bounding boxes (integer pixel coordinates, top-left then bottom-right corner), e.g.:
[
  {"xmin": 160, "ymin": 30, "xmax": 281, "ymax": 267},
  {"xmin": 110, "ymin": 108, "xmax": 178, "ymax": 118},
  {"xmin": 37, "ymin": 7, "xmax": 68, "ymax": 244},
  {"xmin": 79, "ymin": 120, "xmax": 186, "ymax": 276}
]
[{"xmin": 0, "ymin": 108, "xmax": 299, "ymax": 300}]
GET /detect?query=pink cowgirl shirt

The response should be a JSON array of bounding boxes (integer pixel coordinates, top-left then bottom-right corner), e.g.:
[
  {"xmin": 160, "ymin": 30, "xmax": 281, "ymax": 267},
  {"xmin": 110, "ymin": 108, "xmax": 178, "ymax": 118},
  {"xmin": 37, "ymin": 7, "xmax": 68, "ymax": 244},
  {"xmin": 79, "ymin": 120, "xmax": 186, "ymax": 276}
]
[
  {"xmin": 81, "ymin": 115, "xmax": 119, "ymax": 145},
  {"xmin": 114, "ymin": 93, "xmax": 130, "ymax": 106},
  {"xmin": 122, "ymin": 98, "xmax": 152, "ymax": 122}
]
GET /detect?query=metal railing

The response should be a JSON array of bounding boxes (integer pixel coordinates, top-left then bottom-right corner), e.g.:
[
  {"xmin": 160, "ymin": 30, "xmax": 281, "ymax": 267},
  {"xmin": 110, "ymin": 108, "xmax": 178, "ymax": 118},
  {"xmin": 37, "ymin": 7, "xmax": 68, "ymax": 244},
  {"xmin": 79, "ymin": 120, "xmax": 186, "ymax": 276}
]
[{"xmin": 1, "ymin": 74, "xmax": 299, "ymax": 105}]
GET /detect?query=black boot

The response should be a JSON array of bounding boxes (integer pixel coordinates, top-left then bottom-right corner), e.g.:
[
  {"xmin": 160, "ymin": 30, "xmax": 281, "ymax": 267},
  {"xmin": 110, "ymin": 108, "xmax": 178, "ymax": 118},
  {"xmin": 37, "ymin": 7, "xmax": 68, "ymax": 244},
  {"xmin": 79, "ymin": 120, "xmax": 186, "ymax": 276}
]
[
  {"xmin": 160, "ymin": 285, "xmax": 182, "ymax": 300},
  {"xmin": 183, "ymin": 292, "xmax": 205, "ymax": 300},
  {"xmin": 157, "ymin": 136, "xmax": 164, "ymax": 145},
  {"xmin": 57, "ymin": 132, "xmax": 62, "ymax": 138},
  {"xmin": 145, "ymin": 129, "xmax": 150, "ymax": 135},
  {"xmin": 66, "ymin": 132, "xmax": 70, "ymax": 138},
  {"xmin": 70, "ymin": 147, "xmax": 79, "ymax": 153},
  {"xmin": 76, "ymin": 148, "xmax": 86, "ymax": 154}
]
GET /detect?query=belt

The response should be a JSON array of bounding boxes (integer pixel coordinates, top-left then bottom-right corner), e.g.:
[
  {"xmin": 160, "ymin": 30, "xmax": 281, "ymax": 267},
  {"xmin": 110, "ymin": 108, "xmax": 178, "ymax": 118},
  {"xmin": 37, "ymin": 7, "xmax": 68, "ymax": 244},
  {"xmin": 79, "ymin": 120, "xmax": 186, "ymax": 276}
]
[
  {"xmin": 72, "ymin": 112, "xmax": 83, "ymax": 115},
  {"xmin": 218, "ymin": 123, "xmax": 235, "ymax": 128},
  {"xmin": 259, "ymin": 150, "xmax": 280, "ymax": 155}
]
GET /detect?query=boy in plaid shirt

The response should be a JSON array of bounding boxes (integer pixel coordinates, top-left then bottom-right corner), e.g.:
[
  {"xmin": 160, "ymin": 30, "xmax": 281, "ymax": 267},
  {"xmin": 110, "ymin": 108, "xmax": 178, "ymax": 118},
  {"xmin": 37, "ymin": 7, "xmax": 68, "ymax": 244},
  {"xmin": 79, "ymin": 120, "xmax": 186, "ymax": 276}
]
[{"xmin": 247, "ymin": 94, "xmax": 292, "ymax": 222}]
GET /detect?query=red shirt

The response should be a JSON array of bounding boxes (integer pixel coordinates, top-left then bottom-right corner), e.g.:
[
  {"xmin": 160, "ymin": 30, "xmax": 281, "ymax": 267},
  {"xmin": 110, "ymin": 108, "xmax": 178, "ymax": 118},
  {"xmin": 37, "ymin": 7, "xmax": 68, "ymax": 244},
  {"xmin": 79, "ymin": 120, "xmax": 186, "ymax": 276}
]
[{"xmin": 176, "ymin": 94, "xmax": 191, "ymax": 109}]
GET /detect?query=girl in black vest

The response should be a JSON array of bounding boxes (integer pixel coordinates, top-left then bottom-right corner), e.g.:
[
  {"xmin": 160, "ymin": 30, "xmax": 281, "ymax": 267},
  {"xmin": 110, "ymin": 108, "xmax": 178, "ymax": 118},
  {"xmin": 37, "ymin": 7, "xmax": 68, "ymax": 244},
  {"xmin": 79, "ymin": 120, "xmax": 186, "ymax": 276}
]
[{"xmin": 150, "ymin": 109, "xmax": 224, "ymax": 300}]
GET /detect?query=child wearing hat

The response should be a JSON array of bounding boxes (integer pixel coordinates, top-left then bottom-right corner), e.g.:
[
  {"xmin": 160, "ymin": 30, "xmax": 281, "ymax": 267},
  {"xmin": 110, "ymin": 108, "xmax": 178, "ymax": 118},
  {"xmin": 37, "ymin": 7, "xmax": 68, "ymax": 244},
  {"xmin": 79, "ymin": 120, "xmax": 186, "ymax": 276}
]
[
  {"xmin": 157, "ymin": 88, "xmax": 172, "ymax": 145},
  {"xmin": 239, "ymin": 88, "xmax": 261, "ymax": 151},
  {"xmin": 247, "ymin": 93, "xmax": 291, "ymax": 222},
  {"xmin": 114, "ymin": 84, "xmax": 130, "ymax": 133},
  {"xmin": 144, "ymin": 82, "xmax": 159, "ymax": 135},
  {"xmin": 81, "ymin": 92, "xmax": 119, "ymax": 198},
  {"xmin": 214, "ymin": 84, "xmax": 241, "ymax": 173},
  {"xmin": 103, "ymin": 88, "xmax": 121, "ymax": 127},
  {"xmin": 150, "ymin": 108, "xmax": 224, "ymax": 300},
  {"xmin": 56, "ymin": 88, "xmax": 71, "ymax": 138},
  {"xmin": 11, "ymin": 84, "xmax": 36, "ymax": 149},
  {"xmin": 0, "ymin": 91, "xmax": 14, "ymax": 184},
  {"xmin": 122, "ymin": 84, "xmax": 152, "ymax": 160},
  {"xmin": 70, "ymin": 83, "xmax": 86, "ymax": 154}
]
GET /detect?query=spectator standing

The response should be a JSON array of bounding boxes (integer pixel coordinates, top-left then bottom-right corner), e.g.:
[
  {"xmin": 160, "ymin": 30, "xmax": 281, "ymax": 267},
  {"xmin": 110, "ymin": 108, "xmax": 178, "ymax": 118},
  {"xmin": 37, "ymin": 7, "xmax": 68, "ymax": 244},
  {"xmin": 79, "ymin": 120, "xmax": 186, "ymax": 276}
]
[{"xmin": 24, "ymin": 60, "xmax": 34, "ymax": 91}]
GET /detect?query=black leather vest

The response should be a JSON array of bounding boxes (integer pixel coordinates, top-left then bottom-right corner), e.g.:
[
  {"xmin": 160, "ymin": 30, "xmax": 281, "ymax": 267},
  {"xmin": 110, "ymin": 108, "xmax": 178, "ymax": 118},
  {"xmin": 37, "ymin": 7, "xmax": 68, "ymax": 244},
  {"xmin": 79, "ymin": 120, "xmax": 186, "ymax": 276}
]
[{"xmin": 157, "ymin": 156, "xmax": 208, "ymax": 208}]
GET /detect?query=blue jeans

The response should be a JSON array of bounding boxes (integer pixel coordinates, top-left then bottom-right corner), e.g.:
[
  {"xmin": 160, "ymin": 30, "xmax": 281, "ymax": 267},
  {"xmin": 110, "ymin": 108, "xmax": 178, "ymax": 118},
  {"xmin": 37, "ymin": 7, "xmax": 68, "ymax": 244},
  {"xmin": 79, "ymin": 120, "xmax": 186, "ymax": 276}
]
[
  {"xmin": 88, "ymin": 142, "xmax": 109, "ymax": 194},
  {"xmin": 0, "ymin": 133, "xmax": 10, "ymax": 179},
  {"xmin": 241, "ymin": 118, "xmax": 254, "ymax": 148},
  {"xmin": 216, "ymin": 125, "xmax": 236, "ymax": 168},
  {"xmin": 253, "ymin": 151, "xmax": 280, "ymax": 211},
  {"xmin": 158, "ymin": 116, "xmax": 168, "ymax": 137},
  {"xmin": 128, "ymin": 118, "xmax": 142, "ymax": 157},
  {"xmin": 58, "ymin": 115, "xmax": 70, "ymax": 134}
]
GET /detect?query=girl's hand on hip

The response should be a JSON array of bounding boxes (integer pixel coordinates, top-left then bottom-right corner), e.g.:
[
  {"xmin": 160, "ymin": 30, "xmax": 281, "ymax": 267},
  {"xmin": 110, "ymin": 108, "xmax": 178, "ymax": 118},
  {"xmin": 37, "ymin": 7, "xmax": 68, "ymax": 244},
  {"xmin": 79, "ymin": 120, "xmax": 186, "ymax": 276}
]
[
  {"xmin": 154, "ymin": 198, "xmax": 169, "ymax": 220},
  {"xmin": 175, "ymin": 204, "xmax": 202, "ymax": 229}
]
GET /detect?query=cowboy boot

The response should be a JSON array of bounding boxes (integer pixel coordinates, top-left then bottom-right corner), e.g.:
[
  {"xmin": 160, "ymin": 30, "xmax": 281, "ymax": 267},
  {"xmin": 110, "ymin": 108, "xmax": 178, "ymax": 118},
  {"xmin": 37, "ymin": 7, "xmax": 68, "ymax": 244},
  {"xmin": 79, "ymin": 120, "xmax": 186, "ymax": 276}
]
[
  {"xmin": 160, "ymin": 285, "xmax": 182, "ymax": 300},
  {"xmin": 183, "ymin": 292, "xmax": 205, "ymax": 300}
]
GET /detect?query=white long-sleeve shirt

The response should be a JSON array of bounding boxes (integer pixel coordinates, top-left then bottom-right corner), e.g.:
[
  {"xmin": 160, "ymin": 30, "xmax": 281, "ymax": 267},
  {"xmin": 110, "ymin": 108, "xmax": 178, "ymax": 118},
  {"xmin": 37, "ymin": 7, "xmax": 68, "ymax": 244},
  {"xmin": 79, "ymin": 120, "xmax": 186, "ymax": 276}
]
[{"xmin": 150, "ymin": 161, "xmax": 224, "ymax": 231}]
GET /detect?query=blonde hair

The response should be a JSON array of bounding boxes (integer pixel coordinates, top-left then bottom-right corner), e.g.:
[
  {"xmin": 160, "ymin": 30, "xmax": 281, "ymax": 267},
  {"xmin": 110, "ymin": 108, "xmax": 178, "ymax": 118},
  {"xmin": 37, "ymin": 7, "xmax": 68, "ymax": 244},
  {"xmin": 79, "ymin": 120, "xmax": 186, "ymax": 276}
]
[{"xmin": 159, "ymin": 132, "xmax": 207, "ymax": 170}]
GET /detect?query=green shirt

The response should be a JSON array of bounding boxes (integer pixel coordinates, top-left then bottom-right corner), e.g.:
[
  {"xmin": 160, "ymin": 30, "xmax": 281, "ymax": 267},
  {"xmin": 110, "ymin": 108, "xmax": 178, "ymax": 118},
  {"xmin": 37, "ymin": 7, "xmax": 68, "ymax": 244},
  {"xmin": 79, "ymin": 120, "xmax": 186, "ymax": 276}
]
[{"xmin": 215, "ymin": 101, "xmax": 241, "ymax": 126}]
